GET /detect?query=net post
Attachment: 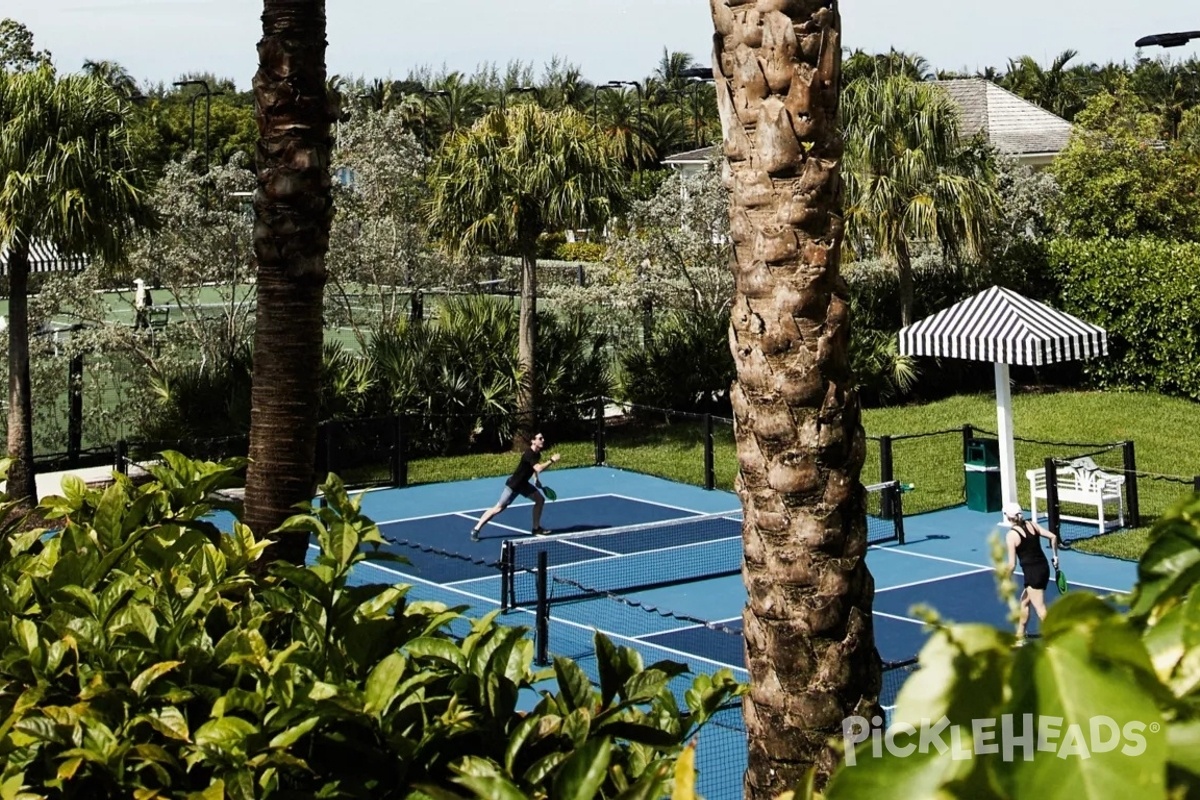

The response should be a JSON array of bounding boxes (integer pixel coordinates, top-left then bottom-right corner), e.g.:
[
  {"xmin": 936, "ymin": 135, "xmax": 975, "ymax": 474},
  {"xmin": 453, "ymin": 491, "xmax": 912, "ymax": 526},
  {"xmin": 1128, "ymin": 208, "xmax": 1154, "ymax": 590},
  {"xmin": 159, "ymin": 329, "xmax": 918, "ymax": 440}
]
[
  {"xmin": 703, "ymin": 414, "xmax": 715, "ymax": 491},
  {"xmin": 594, "ymin": 398, "xmax": 606, "ymax": 465},
  {"xmin": 500, "ymin": 541, "xmax": 512, "ymax": 612},
  {"xmin": 1044, "ymin": 457, "xmax": 1061, "ymax": 538},
  {"xmin": 1122, "ymin": 440, "xmax": 1140, "ymax": 528},
  {"xmin": 115, "ymin": 439, "xmax": 128, "ymax": 475},
  {"xmin": 68, "ymin": 354, "xmax": 84, "ymax": 465},
  {"xmin": 535, "ymin": 550, "xmax": 549, "ymax": 666},
  {"xmin": 879, "ymin": 435, "xmax": 895, "ymax": 519},
  {"xmin": 891, "ymin": 481, "xmax": 905, "ymax": 544}
]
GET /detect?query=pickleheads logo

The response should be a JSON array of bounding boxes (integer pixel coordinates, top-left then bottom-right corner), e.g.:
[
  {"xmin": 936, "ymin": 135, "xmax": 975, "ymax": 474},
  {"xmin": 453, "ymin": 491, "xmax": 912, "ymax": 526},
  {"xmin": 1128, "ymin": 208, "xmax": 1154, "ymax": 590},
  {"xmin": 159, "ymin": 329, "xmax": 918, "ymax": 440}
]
[{"xmin": 841, "ymin": 714, "xmax": 1156, "ymax": 766}]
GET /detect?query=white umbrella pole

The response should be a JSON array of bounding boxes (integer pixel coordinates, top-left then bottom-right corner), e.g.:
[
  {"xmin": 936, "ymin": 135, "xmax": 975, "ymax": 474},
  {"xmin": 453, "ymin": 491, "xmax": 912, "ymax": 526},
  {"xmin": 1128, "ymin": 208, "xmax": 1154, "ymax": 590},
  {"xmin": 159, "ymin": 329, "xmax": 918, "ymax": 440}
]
[{"xmin": 994, "ymin": 362, "xmax": 1018, "ymax": 511}]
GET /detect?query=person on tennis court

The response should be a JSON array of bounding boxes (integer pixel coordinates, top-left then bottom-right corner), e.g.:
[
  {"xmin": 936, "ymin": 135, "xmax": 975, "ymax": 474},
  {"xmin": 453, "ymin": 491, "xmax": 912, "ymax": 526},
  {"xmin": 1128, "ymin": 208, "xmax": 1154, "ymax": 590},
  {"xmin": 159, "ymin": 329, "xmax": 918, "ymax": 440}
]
[
  {"xmin": 1003, "ymin": 501, "xmax": 1060, "ymax": 642},
  {"xmin": 470, "ymin": 432, "xmax": 561, "ymax": 540}
]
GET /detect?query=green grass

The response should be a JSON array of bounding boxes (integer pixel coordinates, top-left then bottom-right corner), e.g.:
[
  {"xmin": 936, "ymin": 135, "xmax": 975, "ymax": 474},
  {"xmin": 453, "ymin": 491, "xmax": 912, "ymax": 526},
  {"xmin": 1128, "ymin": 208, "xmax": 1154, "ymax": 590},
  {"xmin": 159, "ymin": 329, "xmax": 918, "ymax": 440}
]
[{"xmin": 405, "ymin": 390, "xmax": 1200, "ymax": 561}]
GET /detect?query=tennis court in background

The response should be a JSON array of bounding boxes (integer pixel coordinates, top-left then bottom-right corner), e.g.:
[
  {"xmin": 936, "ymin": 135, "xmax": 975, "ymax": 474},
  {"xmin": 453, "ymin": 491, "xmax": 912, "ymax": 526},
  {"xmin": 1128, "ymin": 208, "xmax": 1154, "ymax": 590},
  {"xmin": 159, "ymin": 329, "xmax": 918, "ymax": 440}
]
[{"xmin": 325, "ymin": 466, "xmax": 1136, "ymax": 800}]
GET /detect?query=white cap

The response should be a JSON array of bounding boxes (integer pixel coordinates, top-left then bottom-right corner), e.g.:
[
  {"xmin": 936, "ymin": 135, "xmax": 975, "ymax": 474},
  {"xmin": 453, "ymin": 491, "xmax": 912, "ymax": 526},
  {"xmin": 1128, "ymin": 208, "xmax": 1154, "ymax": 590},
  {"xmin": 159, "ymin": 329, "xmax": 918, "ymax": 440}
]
[
  {"xmin": 1003, "ymin": 501, "xmax": 1023, "ymax": 518},
  {"xmin": 134, "ymin": 278, "xmax": 145, "ymax": 286}
]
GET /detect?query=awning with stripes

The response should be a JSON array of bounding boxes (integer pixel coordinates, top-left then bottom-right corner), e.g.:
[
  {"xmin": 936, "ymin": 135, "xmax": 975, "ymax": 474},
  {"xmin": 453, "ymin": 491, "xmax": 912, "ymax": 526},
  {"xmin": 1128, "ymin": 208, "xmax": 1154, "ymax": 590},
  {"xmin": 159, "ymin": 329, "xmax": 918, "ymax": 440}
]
[
  {"xmin": 898, "ymin": 286, "xmax": 1107, "ymax": 366},
  {"xmin": 0, "ymin": 240, "xmax": 90, "ymax": 275}
]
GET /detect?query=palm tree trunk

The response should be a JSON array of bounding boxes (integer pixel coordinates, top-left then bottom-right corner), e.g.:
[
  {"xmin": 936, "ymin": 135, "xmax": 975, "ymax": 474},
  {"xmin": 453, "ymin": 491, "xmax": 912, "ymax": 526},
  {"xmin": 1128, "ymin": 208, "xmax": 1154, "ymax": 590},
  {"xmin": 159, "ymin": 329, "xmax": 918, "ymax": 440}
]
[
  {"xmin": 515, "ymin": 233, "xmax": 537, "ymax": 449},
  {"xmin": 896, "ymin": 238, "xmax": 915, "ymax": 328},
  {"xmin": 243, "ymin": 0, "xmax": 334, "ymax": 564},
  {"xmin": 710, "ymin": 1, "xmax": 881, "ymax": 795},
  {"xmin": 4, "ymin": 238, "xmax": 37, "ymax": 510}
]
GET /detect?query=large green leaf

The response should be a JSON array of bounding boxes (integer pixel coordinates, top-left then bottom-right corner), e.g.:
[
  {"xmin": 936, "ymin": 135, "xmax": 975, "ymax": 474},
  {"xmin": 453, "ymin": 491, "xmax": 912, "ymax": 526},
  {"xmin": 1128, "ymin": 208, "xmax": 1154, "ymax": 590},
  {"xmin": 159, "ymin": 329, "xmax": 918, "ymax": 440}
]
[
  {"xmin": 131, "ymin": 660, "xmax": 183, "ymax": 696},
  {"xmin": 406, "ymin": 637, "xmax": 467, "ymax": 671},
  {"xmin": 365, "ymin": 652, "xmax": 407, "ymax": 716},
  {"xmin": 554, "ymin": 657, "xmax": 593, "ymax": 712},
  {"xmin": 552, "ymin": 736, "xmax": 612, "ymax": 800}
]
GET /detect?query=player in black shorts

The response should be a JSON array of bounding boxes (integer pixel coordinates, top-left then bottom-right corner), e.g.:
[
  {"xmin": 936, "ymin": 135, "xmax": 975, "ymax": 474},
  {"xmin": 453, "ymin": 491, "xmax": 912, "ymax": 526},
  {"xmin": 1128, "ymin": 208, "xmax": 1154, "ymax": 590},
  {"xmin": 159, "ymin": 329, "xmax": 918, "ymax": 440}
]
[
  {"xmin": 470, "ymin": 433, "xmax": 561, "ymax": 540},
  {"xmin": 1003, "ymin": 501, "xmax": 1060, "ymax": 642}
]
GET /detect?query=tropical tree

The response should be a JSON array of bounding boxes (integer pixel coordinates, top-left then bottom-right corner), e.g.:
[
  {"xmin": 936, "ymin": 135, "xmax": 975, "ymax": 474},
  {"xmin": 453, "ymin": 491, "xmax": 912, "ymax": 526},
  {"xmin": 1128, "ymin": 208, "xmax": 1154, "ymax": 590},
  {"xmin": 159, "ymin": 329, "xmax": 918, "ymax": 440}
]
[
  {"xmin": 82, "ymin": 58, "xmax": 140, "ymax": 100},
  {"xmin": 708, "ymin": 0, "xmax": 880, "ymax": 794},
  {"xmin": 428, "ymin": 105, "xmax": 625, "ymax": 446},
  {"xmin": 1000, "ymin": 50, "xmax": 1089, "ymax": 120},
  {"xmin": 0, "ymin": 18, "xmax": 50, "ymax": 72},
  {"xmin": 842, "ymin": 75, "xmax": 1000, "ymax": 326},
  {"xmin": 242, "ymin": 1, "xmax": 336, "ymax": 563},
  {"xmin": 0, "ymin": 64, "xmax": 154, "ymax": 509}
]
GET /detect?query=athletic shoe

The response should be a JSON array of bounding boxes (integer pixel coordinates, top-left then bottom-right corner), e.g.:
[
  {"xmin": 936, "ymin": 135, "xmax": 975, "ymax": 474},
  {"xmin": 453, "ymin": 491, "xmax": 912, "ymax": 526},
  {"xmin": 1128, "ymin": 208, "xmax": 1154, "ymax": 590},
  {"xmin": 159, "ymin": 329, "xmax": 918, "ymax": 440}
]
[
  {"xmin": 532, "ymin": 527, "xmax": 552, "ymax": 536},
  {"xmin": 470, "ymin": 529, "xmax": 480, "ymax": 542}
]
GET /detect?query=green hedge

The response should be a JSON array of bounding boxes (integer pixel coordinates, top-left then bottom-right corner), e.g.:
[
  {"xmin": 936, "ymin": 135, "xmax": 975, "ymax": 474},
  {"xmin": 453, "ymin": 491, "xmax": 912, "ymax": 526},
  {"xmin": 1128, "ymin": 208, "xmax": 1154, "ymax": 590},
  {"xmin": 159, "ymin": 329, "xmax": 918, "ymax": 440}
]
[
  {"xmin": 1050, "ymin": 237, "xmax": 1200, "ymax": 400},
  {"xmin": 554, "ymin": 241, "xmax": 607, "ymax": 262}
]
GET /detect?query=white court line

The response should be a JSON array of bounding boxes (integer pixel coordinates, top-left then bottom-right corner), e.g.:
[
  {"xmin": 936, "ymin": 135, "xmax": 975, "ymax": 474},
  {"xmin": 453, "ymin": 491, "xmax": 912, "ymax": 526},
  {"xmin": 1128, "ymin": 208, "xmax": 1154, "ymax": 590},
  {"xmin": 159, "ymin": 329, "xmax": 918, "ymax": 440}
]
[
  {"xmin": 873, "ymin": 610, "xmax": 929, "ymax": 625},
  {"xmin": 877, "ymin": 567, "xmax": 993, "ymax": 593},
  {"xmin": 871, "ymin": 546, "xmax": 1130, "ymax": 595},
  {"xmin": 632, "ymin": 614, "xmax": 743, "ymax": 638},
  {"xmin": 606, "ymin": 492, "xmax": 741, "ymax": 517},
  {"xmin": 370, "ymin": 492, "xmax": 619, "ymax": 527}
]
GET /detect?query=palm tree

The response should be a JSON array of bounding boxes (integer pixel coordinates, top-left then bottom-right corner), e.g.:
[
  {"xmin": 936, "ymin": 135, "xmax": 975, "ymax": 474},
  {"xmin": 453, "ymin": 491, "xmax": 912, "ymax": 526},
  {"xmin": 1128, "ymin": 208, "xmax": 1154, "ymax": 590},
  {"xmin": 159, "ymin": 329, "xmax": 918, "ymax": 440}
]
[
  {"xmin": 842, "ymin": 75, "xmax": 1000, "ymax": 326},
  {"xmin": 242, "ymin": 0, "xmax": 336, "ymax": 563},
  {"xmin": 427, "ymin": 105, "xmax": 625, "ymax": 446},
  {"xmin": 1001, "ymin": 50, "xmax": 1088, "ymax": 119},
  {"xmin": 81, "ymin": 59, "xmax": 140, "ymax": 100},
  {"xmin": 0, "ymin": 65, "xmax": 154, "ymax": 508},
  {"xmin": 709, "ymin": 1, "xmax": 880, "ymax": 794}
]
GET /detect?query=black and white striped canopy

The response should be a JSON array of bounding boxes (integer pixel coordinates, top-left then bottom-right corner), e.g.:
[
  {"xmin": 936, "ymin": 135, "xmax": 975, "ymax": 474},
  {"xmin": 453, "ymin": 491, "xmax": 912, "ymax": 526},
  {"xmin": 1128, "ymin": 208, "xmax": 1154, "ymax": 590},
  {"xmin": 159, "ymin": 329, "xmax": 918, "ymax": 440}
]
[
  {"xmin": 0, "ymin": 240, "xmax": 90, "ymax": 275},
  {"xmin": 898, "ymin": 286, "xmax": 1107, "ymax": 366}
]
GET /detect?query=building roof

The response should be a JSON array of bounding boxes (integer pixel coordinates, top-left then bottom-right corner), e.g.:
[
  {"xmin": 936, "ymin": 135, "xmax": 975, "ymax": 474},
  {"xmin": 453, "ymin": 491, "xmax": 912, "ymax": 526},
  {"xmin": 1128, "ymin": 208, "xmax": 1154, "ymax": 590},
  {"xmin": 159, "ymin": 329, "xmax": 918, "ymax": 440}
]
[
  {"xmin": 0, "ymin": 240, "xmax": 91, "ymax": 275},
  {"xmin": 933, "ymin": 78, "xmax": 1074, "ymax": 156},
  {"xmin": 662, "ymin": 78, "xmax": 1074, "ymax": 165}
]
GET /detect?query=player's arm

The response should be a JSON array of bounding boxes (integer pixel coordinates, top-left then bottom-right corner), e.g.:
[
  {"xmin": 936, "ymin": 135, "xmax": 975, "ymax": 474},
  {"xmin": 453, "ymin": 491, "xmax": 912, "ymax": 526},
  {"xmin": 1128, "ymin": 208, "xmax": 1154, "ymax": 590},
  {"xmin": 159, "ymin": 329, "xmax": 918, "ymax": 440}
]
[
  {"xmin": 533, "ymin": 453, "xmax": 561, "ymax": 474},
  {"xmin": 1005, "ymin": 530, "xmax": 1019, "ymax": 574},
  {"xmin": 1032, "ymin": 521, "xmax": 1060, "ymax": 566}
]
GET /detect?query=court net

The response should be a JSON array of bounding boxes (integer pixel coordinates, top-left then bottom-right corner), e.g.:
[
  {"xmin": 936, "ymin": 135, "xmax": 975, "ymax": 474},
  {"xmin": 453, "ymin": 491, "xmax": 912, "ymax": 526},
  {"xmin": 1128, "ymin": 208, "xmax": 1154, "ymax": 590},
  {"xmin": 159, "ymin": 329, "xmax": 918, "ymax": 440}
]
[{"xmin": 500, "ymin": 481, "xmax": 906, "ymax": 612}]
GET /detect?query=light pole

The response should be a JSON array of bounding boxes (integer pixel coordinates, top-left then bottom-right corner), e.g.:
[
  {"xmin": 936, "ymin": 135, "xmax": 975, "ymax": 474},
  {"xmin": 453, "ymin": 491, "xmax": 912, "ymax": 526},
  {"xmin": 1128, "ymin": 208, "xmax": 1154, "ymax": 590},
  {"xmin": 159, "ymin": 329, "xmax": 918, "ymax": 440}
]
[
  {"xmin": 606, "ymin": 80, "xmax": 644, "ymax": 173},
  {"xmin": 501, "ymin": 85, "xmax": 539, "ymax": 112},
  {"xmin": 1135, "ymin": 30, "xmax": 1200, "ymax": 48},
  {"xmin": 679, "ymin": 67, "xmax": 715, "ymax": 147},
  {"xmin": 172, "ymin": 79, "xmax": 224, "ymax": 169},
  {"xmin": 592, "ymin": 82, "xmax": 620, "ymax": 128}
]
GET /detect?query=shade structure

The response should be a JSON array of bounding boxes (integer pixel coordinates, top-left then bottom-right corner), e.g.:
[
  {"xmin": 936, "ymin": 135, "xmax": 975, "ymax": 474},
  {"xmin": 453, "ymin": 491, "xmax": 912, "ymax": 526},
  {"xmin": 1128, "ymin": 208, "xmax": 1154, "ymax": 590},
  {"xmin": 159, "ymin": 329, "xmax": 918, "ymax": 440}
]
[
  {"xmin": 897, "ymin": 286, "xmax": 1108, "ymax": 513},
  {"xmin": 0, "ymin": 240, "xmax": 90, "ymax": 275}
]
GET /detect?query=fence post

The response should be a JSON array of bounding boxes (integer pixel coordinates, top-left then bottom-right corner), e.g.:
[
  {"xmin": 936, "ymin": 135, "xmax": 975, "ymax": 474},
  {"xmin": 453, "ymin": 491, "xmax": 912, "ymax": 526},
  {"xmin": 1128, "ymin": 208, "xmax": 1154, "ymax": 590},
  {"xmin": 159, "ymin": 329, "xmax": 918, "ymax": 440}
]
[
  {"xmin": 115, "ymin": 439, "xmax": 128, "ymax": 475},
  {"xmin": 893, "ymin": 482, "xmax": 906, "ymax": 545},
  {"xmin": 1044, "ymin": 457, "xmax": 1061, "ymax": 538},
  {"xmin": 879, "ymin": 435, "xmax": 895, "ymax": 519},
  {"xmin": 1194, "ymin": 476, "xmax": 1200, "ymax": 494},
  {"xmin": 67, "ymin": 354, "xmax": 84, "ymax": 465},
  {"xmin": 535, "ymin": 550, "xmax": 549, "ymax": 666},
  {"xmin": 410, "ymin": 290, "xmax": 423, "ymax": 323},
  {"xmin": 391, "ymin": 414, "xmax": 408, "ymax": 488},
  {"xmin": 703, "ymin": 414, "xmax": 715, "ymax": 490},
  {"xmin": 594, "ymin": 398, "xmax": 606, "ymax": 465},
  {"xmin": 576, "ymin": 263, "xmax": 586, "ymax": 287},
  {"xmin": 961, "ymin": 425, "xmax": 974, "ymax": 501},
  {"xmin": 1123, "ymin": 440, "xmax": 1141, "ymax": 528}
]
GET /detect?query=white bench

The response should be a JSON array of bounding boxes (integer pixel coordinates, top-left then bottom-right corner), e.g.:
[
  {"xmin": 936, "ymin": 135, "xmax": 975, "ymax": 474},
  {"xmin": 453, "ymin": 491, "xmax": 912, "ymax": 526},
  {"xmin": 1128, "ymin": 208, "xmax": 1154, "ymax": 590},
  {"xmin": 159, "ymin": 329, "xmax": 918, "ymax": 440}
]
[{"xmin": 1025, "ymin": 457, "xmax": 1125, "ymax": 535}]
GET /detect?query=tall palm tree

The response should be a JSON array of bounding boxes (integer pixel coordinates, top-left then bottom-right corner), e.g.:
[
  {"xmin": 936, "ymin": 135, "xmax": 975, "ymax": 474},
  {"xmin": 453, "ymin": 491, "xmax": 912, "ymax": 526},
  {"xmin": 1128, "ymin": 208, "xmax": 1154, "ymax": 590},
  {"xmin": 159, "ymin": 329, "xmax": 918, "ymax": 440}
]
[
  {"xmin": 709, "ymin": 1, "xmax": 880, "ymax": 794},
  {"xmin": 427, "ymin": 106, "xmax": 625, "ymax": 446},
  {"xmin": 842, "ymin": 75, "xmax": 1000, "ymax": 326},
  {"xmin": 1001, "ymin": 50, "xmax": 1087, "ymax": 119},
  {"xmin": 242, "ymin": 0, "xmax": 336, "ymax": 562},
  {"xmin": 0, "ymin": 65, "xmax": 154, "ymax": 509},
  {"xmin": 81, "ymin": 59, "xmax": 140, "ymax": 100}
]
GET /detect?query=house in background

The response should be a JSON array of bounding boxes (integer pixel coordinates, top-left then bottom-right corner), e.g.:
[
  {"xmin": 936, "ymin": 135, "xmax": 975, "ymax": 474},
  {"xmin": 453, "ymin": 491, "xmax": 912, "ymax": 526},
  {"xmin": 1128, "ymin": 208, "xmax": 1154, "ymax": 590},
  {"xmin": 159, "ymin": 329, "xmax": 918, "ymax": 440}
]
[{"xmin": 663, "ymin": 77, "xmax": 1075, "ymax": 173}]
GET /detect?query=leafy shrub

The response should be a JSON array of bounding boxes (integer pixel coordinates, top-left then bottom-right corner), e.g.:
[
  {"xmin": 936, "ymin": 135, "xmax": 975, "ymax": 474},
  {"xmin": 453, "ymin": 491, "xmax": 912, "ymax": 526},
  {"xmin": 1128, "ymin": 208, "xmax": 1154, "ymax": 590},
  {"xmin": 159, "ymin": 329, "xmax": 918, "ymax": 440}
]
[
  {"xmin": 554, "ymin": 241, "xmax": 607, "ymax": 262},
  {"xmin": 1050, "ymin": 237, "xmax": 1200, "ymax": 400},
  {"xmin": 617, "ymin": 311, "xmax": 733, "ymax": 415},
  {"xmin": 0, "ymin": 457, "xmax": 743, "ymax": 798}
]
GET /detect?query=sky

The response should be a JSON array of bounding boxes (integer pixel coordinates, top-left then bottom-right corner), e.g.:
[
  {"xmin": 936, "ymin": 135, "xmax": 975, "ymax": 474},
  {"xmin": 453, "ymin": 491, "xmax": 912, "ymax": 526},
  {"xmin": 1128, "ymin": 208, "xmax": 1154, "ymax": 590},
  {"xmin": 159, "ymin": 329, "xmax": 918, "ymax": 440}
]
[{"xmin": 6, "ymin": 0, "xmax": 1199, "ymax": 90}]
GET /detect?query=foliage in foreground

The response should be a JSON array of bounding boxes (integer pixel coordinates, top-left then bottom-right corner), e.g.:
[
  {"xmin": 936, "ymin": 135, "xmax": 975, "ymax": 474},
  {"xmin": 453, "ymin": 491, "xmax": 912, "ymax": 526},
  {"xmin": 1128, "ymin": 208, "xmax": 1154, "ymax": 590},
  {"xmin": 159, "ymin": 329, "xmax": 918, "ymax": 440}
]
[
  {"xmin": 0, "ymin": 456, "xmax": 743, "ymax": 798},
  {"xmin": 785, "ymin": 492, "xmax": 1200, "ymax": 799}
]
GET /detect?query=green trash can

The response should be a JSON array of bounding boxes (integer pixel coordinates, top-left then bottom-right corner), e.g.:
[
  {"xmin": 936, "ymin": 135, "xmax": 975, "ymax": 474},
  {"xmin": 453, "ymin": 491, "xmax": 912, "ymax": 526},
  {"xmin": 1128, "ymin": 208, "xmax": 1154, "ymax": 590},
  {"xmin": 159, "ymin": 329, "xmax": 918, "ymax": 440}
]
[{"xmin": 965, "ymin": 438, "xmax": 1002, "ymax": 512}]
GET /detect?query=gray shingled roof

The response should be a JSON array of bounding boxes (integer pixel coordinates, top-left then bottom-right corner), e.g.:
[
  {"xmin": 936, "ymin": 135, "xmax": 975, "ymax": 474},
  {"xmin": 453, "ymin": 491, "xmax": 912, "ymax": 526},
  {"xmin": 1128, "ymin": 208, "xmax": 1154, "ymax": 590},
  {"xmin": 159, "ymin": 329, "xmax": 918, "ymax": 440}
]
[
  {"xmin": 933, "ymin": 78, "xmax": 1074, "ymax": 156},
  {"xmin": 663, "ymin": 78, "xmax": 1074, "ymax": 164}
]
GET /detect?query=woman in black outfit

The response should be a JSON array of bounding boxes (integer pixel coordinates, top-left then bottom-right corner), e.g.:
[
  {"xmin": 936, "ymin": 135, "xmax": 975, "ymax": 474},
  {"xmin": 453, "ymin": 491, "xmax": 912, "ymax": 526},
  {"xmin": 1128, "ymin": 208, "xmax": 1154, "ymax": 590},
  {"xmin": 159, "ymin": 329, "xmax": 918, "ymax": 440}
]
[{"xmin": 1003, "ymin": 501, "xmax": 1060, "ymax": 642}]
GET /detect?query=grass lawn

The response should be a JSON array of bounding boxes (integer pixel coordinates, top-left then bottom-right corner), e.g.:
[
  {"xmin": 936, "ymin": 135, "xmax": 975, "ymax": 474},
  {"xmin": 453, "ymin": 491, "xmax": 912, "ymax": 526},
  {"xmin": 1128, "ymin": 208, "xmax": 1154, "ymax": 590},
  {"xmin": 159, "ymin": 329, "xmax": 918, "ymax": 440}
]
[{"xmin": 407, "ymin": 389, "xmax": 1199, "ymax": 561}]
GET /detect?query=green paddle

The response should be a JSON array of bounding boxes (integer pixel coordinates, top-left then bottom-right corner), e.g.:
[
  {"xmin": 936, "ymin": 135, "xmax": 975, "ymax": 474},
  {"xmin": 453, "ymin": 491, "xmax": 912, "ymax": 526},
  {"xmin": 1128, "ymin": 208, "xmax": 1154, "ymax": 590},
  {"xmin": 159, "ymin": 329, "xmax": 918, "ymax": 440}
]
[
  {"xmin": 537, "ymin": 481, "xmax": 557, "ymax": 501},
  {"xmin": 1055, "ymin": 565, "xmax": 1068, "ymax": 594}
]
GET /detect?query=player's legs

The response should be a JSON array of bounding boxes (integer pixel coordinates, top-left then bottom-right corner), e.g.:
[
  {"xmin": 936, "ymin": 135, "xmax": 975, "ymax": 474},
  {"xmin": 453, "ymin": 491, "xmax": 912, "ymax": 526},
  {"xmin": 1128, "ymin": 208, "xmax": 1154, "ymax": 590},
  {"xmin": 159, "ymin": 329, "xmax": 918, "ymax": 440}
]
[
  {"xmin": 530, "ymin": 492, "xmax": 546, "ymax": 532},
  {"xmin": 1017, "ymin": 588, "xmax": 1032, "ymax": 638},
  {"xmin": 1027, "ymin": 587, "xmax": 1048, "ymax": 622},
  {"xmin": 472, "ymin": 486, "xmax": 518, "ymax": 539}
]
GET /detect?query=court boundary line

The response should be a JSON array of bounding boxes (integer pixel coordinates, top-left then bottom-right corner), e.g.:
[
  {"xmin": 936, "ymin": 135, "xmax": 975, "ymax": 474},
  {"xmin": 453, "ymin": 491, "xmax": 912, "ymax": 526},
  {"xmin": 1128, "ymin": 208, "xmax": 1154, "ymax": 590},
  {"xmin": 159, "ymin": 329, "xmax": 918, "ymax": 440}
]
[
  {"xmin": 876, "ymin": 567, "xmax": 993, "ymax": 594},
  {"xmin": 630, "ymin": 614, "xmax": 743, "ymax": 638},
  {"xmin": 606, "ymin": 492, "xmax": 741, "ymax": 517},
  {"xmin": 370, "ymin": 492, "xmax": 620, "ymax": 527},
  {"xmin": 871, "ymin": 546, "xmax": 1130, "ymax": 596}
]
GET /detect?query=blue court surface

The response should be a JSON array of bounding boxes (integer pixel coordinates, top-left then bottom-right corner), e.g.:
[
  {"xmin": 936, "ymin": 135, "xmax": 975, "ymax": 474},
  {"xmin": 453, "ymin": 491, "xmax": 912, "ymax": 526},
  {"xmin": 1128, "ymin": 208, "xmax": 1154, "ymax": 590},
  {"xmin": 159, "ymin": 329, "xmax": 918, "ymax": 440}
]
[{"xmin": 321, "ymin": 466, "xmax": 1136, "ymax": 800}]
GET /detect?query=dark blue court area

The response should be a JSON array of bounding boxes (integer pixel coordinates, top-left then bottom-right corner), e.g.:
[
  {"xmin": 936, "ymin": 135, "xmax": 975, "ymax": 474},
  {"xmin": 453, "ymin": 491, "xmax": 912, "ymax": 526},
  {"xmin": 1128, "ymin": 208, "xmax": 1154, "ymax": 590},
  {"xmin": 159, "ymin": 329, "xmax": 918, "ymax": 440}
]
[{"xmin": 330, "ymin": 467, "xmax": 1136, "ymax": 800}]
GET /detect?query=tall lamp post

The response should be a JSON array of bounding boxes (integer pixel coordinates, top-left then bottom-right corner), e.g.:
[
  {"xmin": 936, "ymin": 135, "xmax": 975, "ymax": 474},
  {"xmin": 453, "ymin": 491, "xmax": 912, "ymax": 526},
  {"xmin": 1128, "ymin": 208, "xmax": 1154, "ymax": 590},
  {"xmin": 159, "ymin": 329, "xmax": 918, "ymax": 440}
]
[
  {"xmin": 592, "ymin": 82, "xmax": 620, "ymax": 128},
  {"xmin": 679, "ymin": 67, "xmax": 715, "ymax": 148},
  {"xmin": 605, "ymin": 80, "xmax": 644, "ymax": 174},
  {"xmin": 172, "ymin": 79, "xmax": 224, "ymax": 169}
]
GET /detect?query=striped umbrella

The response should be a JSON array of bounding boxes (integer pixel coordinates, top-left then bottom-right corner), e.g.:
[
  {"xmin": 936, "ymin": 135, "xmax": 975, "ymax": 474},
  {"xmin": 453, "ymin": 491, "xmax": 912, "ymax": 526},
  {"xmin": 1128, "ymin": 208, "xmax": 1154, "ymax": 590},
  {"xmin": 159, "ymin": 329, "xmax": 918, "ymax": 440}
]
[
  {"xmin": 0, "ymin": 240, "xmax": 91, "ymax": 275},
  {"xmin": 898, "ymin": 286, "xmax": 1108, "ymax": 514}
]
